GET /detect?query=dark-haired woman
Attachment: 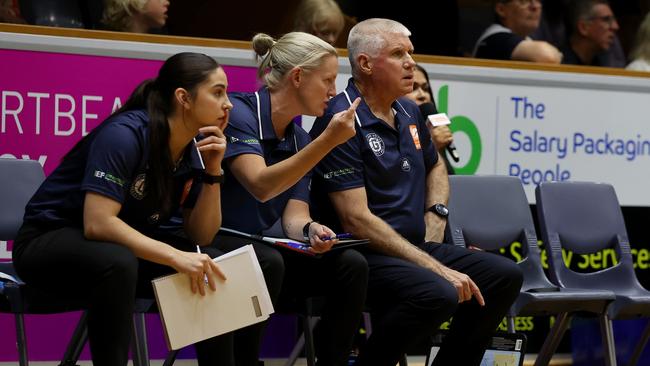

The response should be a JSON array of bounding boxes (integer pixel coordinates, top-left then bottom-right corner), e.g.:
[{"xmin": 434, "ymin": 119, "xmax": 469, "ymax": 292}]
[
  {"xmin": 405, "ymin": 64, "xmax": 455, "ymax": 175},
  {"xmin": 12, "ymin": 52, "xmax": 232, "ymax": 366}
]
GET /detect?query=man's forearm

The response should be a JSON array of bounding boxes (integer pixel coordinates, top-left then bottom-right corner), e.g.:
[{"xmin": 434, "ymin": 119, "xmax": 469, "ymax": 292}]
[
  {"xmin": 343, "ymin": 210, "xmax": 446, "ymax": 273},
  {"xmin": 424, "ymin": 153, "xmax": 449, "ymax": 242}
]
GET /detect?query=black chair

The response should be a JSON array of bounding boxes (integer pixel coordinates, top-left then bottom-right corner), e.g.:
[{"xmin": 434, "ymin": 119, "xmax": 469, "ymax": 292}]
[
  {"xmin": 536, "ymin": 181, "xmax": 650, "ymax": 366},
  {"xmin": 0, "ymin": 158, "xmax": 89, "ymax": 366},
  {"xmin": 19, "ymin": 0, "xmax": 85, "ymax": 28},
  {"xmin": 281, "ymin": 297, "xmax": 320, "ymax": 366},
  {"xmin": 446, "ymin": 175, "xmax": 616, "ymax": 366},
  {"xmin": 0, "ymin": 158, "xmax": 178, "ymax": 366}
]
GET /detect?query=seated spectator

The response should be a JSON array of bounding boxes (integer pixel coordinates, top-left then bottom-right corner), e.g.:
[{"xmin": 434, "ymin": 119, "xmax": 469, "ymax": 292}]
[
  {"xmin": 405, "ymin": 64, "xmax": 455, "ymax": 175},
  {"xmin": 293, "ymin": 0, "xmax": 345, "ymax": 46},
  {"xmin": 473, "ymin": 0, "xmax": 562, "ymax": 63},
  {"xmin": 102, "ymin": 0, "xmax": 169, "ymax": 33},
  {"xmin": 531, "ymin": 0, "xmax": 568, "ymax": 49},
  {"xmin": 0, "ymin": 0, "xmax": 25, "ymax": 23},
  {"xmin": 627, "ymin": 12, "xmax": 650, "ymax": 72},
  {"xmin": 562, "ymin": 0, "xmax": 621, "ymax": 67}
]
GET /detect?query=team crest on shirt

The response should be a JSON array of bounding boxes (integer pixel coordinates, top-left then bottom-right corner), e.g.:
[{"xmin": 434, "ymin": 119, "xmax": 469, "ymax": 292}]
[
  {"xmin": 130, "ymin": 174, "xmax": 147, "ymax": 200},
  {"xmin": 366, "ymin": 133, "xmax": 385, "ymax": 156}
]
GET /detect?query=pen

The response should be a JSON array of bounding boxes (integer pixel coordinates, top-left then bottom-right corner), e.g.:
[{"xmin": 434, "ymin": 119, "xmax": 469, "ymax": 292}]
[
  {"xmin": 320, "ymin": 233, "xmax": 354, "ymax": 241},
  {"xmin": 196, "ymin": 245, "xmax": 209, "ymax": 284}
]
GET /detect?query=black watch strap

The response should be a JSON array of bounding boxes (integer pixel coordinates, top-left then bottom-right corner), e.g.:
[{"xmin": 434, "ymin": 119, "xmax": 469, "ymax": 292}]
[
  {"xmin": 200, "ymin": 170, "xmax": 225, "ymax": 185},
  {"xmin": 427, "ymin": 203, "xmax": 449, "ymax": 218},
  {"xmin": 303, "ymin": 221, "xmax": 316, "ymax": 241}
]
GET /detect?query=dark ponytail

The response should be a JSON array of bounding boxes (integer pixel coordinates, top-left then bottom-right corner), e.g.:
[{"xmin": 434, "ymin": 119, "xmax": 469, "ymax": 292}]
[
  {"xmin": 65, "ymin": 52, "xmax": 221, "ymax": 215},
  {"xmin": 145, "ymin": 52, "xmax": 220, "ymax": 215}
]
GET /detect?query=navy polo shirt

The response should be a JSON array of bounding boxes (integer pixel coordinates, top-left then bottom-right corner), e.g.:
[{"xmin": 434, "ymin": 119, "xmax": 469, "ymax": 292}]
[
  {"xmin": 221, "ymin": 87, "xmax": 312, "ymax": 234},
  {"xmin": 310, "ymin": 79, "xmax": 438, "ymax": 244},
  {"xmin": 24, "ymin": 109, "xmax": 205, "ymax": 235}
]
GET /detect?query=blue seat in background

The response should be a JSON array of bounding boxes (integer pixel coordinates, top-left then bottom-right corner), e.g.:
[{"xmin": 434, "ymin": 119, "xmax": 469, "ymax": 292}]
[
  {"xmin": 0, "ymin": 158, "xmax": 175, "ymax": 366},
  {"xmin": 536, "ymin": 181, "xmax": 650, "ymax": 366},
  {"xmin": 446, "ymin": 175, "xmax": 616, "ymax": 366},
  {"xmin": 0, "ymin": 158, "xmax": 89, "ymax": 366}
]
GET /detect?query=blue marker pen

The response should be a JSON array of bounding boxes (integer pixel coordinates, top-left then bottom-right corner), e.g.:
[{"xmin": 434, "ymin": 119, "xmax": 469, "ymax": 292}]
[{"xmin": 320, "ymin": 233, "xmax": 354, "ymax": 241}]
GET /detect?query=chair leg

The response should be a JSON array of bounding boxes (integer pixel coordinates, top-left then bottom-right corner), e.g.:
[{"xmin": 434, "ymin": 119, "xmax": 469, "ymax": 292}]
[
  {"xmin": 284, "ymin": 332, "xmax": 305, "ymax": 366},
  {"xmin": 507, "ymin": 315, "xmax": 516, "ymax": 333},
  {"xmin": 626, "ymin": 320, "xmax": 650, "ymax": 366},
  {"xmin": 59, "ymin": 311, "xmax": 89, "ymax": 366},
  {"xmin": 15, "ymin": 313, "xmax": 29, "ymax": 366},
  {"xmin": 303, "ymin": 316, "xmax": 317, "ymax": 366},
  {"xmin": 131, "ymin": 313, "xmax": 150, "ymax": 366},
  {"xmin": 599, "ymin": 314, "xmax": 618, "ymax": 366},
  {"xmin": 283, "ymin": 315, "xmax": 318, "ymax": 366},
  {"xmin": 362, "ymin": 312, "xmax": 372, "ymax": 338},
  {"xmin": 534, "ymin": 313, "xmax": 572, "ymax": 366},
  {"xmin": 162, "ymin": 350, "xmax": 179, "ymax": 366}
]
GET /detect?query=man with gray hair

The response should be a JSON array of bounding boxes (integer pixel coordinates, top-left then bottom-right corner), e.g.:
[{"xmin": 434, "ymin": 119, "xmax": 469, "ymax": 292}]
[
  {"xmin": 562, "ymin": 0, "xmax": 621, "ymax": 66},
  {"xmin": 310, "ymin": 18, "xmax": 523, "ymax": 366}
]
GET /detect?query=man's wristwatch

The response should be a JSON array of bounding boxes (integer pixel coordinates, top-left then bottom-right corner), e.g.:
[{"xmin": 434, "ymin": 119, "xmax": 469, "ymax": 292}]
[
  {"xmin": 302, "ymin": 221, "xmax": 316, "ymax": 241},
  {"xmin": 427, "ymin": 203, "xmax": 449, "ymax": 218},
  {"xmin": 200, "ymin": 169, "xmax": 225, "ymax": 185}
]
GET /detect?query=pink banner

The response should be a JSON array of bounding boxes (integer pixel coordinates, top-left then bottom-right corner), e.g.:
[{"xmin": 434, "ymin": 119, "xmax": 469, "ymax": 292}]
[
  {"xmin": 0, "ymin": 49, "xmax": 258, "ymax": 174},
  {"xmin": 0, "ymin": 48, "xmax": 259, "ymax": 361}
]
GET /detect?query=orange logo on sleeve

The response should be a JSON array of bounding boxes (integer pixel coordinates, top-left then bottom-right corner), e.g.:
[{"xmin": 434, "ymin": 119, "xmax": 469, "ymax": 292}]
[{"xmin": 409, "ymin": 125, "xmax": 421, "ymax": 150}]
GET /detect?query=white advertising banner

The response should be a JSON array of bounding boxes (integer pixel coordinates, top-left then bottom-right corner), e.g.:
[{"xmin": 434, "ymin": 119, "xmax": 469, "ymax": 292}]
[{"xmin": 411, "ymin": 64, "xmax": 650, "ymax": 206}]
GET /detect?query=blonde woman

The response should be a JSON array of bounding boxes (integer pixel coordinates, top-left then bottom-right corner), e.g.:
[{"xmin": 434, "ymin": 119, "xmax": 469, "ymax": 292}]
[
  {"xmin": 627, "ymin": 12, "xmax": 650, "ymax": 72},
  {"xmin": 293, "ymin": 0, "xmax": 345, "ymax": 46},
  {"xmin": 102, "ymin": 0, "xmax": 169, "ymax": 33},
  {"xmin": 214, "ymin": 32, "xmax": 367, "ymax": 366}
]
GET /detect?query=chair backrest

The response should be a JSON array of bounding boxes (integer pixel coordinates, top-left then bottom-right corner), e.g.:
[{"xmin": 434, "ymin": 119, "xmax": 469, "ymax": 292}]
[
  {"xmin": 446, "ymin": 175, "xmax": 555, "ymax": 292},
  {"xmin": 0, "ymin": 158, "xmax": 45, "ymax": 240},
  {"xmin": 535, "ymin": 181, "xmax": 644, "ymax": 294}
]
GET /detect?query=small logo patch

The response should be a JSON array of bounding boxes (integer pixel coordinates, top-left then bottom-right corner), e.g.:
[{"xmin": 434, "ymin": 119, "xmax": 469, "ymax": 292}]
[
  {"xmin": 130, "ymin": 174, "xmax": 147, "ymax": 200},
  {"xmin": 366, "ymin": 133, "xmax": 385, "ymax": 156},
  {"xmin": 401, "ymin": 157, "xmax": 411, "ymax": 171},
  {"xmin": 409, "ymin": 125, "xmax": 421, "ymax": 150}
]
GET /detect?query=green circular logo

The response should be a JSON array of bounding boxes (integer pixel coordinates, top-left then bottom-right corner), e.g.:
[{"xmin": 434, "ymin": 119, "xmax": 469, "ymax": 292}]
[{"xmin": 449, "ymin": 115, "xmax": 482, "ymax": 175}]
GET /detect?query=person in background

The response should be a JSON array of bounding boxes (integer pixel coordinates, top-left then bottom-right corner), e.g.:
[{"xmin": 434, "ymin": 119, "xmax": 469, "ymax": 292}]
[
  {"xmin": 0, "ymin": 0, "xmax": 25, "ymax": 23},
  {"xmin": 310, "ymin": 18, "xmax": 523, "ymax": 366},
  {"xmin": 12, "ymin": 52, "xmax": 231, "ymax": 366},
  {"xmin": 405, "ymin": 64, "xmax": 455, "ymax": 174},
  {"xmin": 102, "ymin": 0, "xmax": 169, "ymax": 33},
  {"xmin": 337, "ymin": 0, "xmax": 461, "ymax": 57},
  {"xmin": 213, "ymin": 32, "xmax": 368, "ymax": 366},
  {"xmin": 562, "ymin": 0, "xmax": 621, "ymax": 67},
  {"xmin": 293, "ymin": 0, "xmax": 345, "ymax": 46},
  {"xmin": 473, "ymin": 0, "xmax": 562, "ymax": 63},
  {"xmin": 627, "ymin": 12, "xmax": 650, "ymax": 71}
]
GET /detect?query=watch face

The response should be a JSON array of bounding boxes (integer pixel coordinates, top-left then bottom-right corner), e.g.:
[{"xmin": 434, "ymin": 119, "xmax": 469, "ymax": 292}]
[{"xmin": 434, "ymin": 204, "xmax": 449, "ymax": 217}]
